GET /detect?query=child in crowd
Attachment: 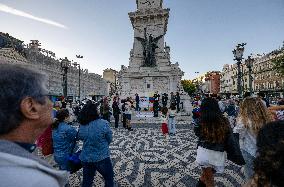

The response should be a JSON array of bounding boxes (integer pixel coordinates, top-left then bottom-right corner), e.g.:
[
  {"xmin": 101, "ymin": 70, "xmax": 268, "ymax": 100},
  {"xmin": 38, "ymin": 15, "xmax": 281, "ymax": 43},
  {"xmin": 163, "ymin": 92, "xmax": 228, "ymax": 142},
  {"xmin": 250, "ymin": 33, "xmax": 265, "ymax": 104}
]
[
  {"xmin": 167, "ymin": 103, "xmax": 177, "ymax": 135},
  {"xmin": 125, "ymin": 98, "xmax": 134, "ymax": 131},
  {"xmin": 160, "ymin": 107, "xmax": 169, "ymax": 141}
]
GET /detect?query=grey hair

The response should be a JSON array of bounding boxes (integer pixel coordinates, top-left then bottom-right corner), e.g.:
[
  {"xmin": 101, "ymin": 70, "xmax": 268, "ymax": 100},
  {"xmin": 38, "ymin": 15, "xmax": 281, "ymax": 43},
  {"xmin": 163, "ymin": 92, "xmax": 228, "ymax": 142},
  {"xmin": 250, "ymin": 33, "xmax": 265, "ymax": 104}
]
[{"xmin": 0, "ymin": 64, "xmax": 49, "ymax": 135}]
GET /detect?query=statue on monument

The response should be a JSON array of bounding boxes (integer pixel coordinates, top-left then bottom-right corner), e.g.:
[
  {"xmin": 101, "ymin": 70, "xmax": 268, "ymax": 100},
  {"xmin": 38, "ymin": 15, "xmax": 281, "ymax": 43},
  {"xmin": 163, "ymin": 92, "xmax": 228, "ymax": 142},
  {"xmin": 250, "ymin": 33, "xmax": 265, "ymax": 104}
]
[{"xmin": 135, "ymin": 28, "xmax": 164, "ymax": 67}]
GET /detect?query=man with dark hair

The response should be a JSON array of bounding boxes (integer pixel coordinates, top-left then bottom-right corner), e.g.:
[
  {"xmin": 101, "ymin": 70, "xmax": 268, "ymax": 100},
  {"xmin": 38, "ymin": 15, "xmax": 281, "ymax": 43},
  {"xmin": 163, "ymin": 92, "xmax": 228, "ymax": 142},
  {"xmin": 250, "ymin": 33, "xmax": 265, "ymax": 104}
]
[
  {"xmin": 162, "ymin": 93, "xmax": 168, "ymax": 108},
  {"xmin": 0, "ymin": 64, "xmax": 68, "ymax": 187}
]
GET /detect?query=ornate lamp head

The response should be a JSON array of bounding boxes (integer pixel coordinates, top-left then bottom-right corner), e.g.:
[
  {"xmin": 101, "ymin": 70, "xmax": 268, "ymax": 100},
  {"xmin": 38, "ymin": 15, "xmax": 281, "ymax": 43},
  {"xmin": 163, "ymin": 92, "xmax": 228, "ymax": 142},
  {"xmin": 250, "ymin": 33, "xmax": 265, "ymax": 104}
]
[
  {"xmin": 233, "ymin": 43, "xmax": 246, "ymax": 61},
  {"xmin": 60, "ymin": 57, "xmax": 70, "ymax": 68}
]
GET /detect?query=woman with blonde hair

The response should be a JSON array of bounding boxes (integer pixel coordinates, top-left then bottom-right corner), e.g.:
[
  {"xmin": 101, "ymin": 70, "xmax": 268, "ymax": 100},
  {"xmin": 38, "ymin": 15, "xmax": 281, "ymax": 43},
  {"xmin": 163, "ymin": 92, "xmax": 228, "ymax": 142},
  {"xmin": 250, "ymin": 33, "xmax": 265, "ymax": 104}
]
[{"xmin": 234, "ymin": 97, "xmax": 272, "ymax": 180}]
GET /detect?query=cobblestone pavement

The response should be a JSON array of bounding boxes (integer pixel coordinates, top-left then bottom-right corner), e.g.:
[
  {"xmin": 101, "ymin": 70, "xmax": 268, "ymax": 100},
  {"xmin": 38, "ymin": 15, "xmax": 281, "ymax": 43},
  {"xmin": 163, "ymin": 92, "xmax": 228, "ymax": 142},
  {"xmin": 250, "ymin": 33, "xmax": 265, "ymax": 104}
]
[{"xmin": 43, "ymin": 123, "xmax": 245, "ymax": 187}]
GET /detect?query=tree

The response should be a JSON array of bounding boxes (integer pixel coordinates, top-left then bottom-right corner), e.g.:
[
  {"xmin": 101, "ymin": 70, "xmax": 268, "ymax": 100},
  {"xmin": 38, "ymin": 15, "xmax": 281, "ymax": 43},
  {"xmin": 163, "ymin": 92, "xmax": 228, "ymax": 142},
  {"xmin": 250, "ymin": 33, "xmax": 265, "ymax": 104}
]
[
  {"xmin": 272, "ymin": 53, "xmax": 284, "ymax": 75},
  {"xmin": 181, "ymin": 80, "xmax": 196, "ymax": 95}
]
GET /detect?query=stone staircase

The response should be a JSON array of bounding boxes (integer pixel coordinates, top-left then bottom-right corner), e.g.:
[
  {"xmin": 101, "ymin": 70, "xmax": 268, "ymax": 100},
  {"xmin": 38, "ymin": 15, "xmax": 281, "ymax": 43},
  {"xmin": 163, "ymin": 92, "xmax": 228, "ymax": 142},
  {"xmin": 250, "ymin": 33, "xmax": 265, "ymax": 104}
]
[{"xmin": 111, "ymin": 111, "xmax": 192, "ymax": 125}]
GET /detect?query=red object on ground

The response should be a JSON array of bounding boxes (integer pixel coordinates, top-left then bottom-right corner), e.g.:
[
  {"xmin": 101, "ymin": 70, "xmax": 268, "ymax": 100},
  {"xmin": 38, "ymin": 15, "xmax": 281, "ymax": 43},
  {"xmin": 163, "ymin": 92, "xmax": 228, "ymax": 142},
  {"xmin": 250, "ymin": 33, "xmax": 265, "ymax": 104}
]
[{"xmin": 161, "ymin": 123, "xmax": 169, "ymax": 134}]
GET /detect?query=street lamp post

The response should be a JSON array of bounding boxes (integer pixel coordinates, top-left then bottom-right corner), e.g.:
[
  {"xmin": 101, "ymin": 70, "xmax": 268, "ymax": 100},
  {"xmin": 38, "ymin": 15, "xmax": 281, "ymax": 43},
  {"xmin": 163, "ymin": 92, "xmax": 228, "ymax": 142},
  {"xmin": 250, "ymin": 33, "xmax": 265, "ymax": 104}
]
[
  {"xmin": 60, "ymin": 57, "xmax": 71, "ymax": 99},
  {"xmin": 73, "ymin": 61, "xmax": 81, "ymax": 101},
  {"xmin": 233, "ymin": 43, "xmax": 246, "ymax": 98},
  {"xmin": 75, "ymin": 55, "xmax": 83, "ymax": 101},
  {"xmin": 195, "ymin": 72, "xmax": 200, "ymax": 94},
  {"xmin": 245, "ymin": 55, "xmax": 254, "ymax": 96}
]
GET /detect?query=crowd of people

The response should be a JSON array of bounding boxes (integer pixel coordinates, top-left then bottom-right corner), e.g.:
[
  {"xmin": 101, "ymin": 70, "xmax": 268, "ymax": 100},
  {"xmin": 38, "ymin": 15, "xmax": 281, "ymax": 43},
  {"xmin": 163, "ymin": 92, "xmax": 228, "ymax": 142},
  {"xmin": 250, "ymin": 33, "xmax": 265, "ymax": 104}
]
[
  {"xmin": 0, "ymin": 63, "xmax": 283, "ymax": 187},
  {"xmin": 192, "ymin": 93, "xmax": 284, "ymax": 187}
]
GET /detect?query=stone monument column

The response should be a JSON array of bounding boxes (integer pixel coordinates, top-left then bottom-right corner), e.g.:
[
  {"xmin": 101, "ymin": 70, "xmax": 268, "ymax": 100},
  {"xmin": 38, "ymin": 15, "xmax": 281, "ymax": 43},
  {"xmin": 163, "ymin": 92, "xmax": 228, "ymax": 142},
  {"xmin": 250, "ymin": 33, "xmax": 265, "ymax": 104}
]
[{"xmin": 118, "ymin": 0, "xmax": 190, "ymax": 114}]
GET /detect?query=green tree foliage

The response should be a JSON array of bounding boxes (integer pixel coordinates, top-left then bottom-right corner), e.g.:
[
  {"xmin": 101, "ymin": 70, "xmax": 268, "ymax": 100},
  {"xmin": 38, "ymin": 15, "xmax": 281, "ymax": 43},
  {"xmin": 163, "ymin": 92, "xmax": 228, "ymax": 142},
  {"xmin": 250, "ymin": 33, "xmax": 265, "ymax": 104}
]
[
  {"xmin": 181, "ymin": 80, "xmax": 196, "ymax": 95},
  {"xmin": 272, "ymin": 53, "xmax": 284, "ymax": 75}
]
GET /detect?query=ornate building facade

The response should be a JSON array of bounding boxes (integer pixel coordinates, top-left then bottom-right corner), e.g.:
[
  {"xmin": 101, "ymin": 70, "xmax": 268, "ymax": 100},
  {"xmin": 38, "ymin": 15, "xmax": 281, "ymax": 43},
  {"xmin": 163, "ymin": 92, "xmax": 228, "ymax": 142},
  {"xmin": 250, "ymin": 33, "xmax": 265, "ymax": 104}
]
[
  {"xmin": 193, "ymin": 72, "xmax": 221, "ymax": 94},
  {"xmin": 220, "ymin": 45, "xmax": 284, "ymax": 97},
  {"xmin": 0, "ymin": 34, "xmax": 107, "ymax": 100}
]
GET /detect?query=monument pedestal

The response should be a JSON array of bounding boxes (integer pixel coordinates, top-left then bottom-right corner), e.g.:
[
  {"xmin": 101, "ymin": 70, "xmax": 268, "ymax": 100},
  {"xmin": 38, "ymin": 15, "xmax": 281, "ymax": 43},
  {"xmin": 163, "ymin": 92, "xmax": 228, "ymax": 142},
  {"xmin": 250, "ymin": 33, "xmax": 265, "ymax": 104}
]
[{"xmin": 118, "ymin": 0, "xmax": 191, "ymax": 115}]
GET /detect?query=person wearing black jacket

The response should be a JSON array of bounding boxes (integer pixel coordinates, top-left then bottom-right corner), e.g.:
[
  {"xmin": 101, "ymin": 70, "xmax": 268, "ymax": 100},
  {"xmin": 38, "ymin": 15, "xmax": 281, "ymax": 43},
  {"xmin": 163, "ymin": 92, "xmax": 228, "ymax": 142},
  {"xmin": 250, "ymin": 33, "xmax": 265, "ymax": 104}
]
[
  {"xmin": 135, "ymin": 93, "xmax": 140, "ymax": 111},
  {"xmin": 162, "ymin": 93, "xmax": 168, "ymax": 108},
  {"xmin": 112, "ymin": 97, "xmax": 120, "ymax": 128},
  {"xmin": 153, "ymin": 92, "xmax": 160, "ymax": 117},
  {"xmin": 175, "ymin": 92, "xmax": 181, "ymax": 113},
  {"xmin": 194, "ymin": 98, "xmax": 232, "ymax": 187}
]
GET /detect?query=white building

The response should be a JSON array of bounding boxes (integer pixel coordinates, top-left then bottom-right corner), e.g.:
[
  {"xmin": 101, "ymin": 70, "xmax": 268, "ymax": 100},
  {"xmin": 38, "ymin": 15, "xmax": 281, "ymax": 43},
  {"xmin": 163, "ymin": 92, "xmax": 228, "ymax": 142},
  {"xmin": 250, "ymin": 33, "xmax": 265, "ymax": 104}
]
[
  {"xmin": 0, "ymin": 38, "xmax": 107, "ymax": 100},
  {"xmin": 220, "ymin": 45, "xmax": 284, "ymax": 97}
]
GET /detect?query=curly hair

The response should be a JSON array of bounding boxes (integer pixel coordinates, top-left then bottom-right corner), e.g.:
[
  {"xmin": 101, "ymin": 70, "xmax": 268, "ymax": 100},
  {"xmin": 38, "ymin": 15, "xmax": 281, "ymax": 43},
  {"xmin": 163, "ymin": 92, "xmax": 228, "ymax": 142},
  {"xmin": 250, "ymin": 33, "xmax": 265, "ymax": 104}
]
[
  {"xmin": 52, "ymin": 109, "xmax": 69, "ymax": 129},
  {"xmin": 252, "ymin": 121, "xmax": 284, "ymax": 187},
  {"xmin": 200, "ymin": 97, "xmax": 230, "ymax": 143},
  {"xmin": 78, "ymin": 103, "xmax": 100, "ymax": 125},
  {"xmin": 238, "ymin": 97, "xmax": 272, "ymax": 135}
]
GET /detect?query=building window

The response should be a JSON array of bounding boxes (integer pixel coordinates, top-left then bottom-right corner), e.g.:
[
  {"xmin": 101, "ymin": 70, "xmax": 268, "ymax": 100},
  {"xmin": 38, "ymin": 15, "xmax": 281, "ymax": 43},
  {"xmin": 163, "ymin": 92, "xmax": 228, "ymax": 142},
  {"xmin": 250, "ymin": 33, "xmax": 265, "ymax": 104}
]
[{"xmin": 147, "ymin": 84, "xmax": 151, "ymax": 88}]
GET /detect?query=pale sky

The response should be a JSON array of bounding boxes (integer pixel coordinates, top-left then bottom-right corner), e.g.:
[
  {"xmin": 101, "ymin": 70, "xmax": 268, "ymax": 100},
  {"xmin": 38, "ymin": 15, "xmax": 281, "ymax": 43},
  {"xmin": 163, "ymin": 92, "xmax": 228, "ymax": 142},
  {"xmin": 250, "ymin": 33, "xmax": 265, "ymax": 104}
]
[{"xmin": 0, "ymin": 0, "xmax": 284, "ymax": 79}]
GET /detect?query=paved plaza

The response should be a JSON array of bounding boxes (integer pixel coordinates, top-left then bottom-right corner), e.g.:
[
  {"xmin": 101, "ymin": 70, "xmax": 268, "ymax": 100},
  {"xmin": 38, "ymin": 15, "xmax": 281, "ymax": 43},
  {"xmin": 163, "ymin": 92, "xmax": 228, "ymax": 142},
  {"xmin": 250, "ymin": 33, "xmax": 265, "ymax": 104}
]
[{"xmin": 41, "ymin": 122, "xmax": 246, "ymax": 187}]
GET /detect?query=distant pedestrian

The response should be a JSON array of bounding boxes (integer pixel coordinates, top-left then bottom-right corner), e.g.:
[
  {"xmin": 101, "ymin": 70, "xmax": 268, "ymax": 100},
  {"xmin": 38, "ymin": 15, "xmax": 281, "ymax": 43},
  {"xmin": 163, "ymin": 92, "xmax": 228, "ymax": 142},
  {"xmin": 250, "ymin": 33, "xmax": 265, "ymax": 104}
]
[
  {"xmin": 216, "ymin": 96, "xmax": 226, "ymax": 113},
  {"xmin": 162, "ymin": 93, "xmax": 168, "ymax": 108},
  {"xmin": 153, "ymin": 92, "xmax": 160, "ymax": 117},
  {"xmin": 257, "ymin": 92, "xmax": 270, "ymax": 108},
  {"xmin": 101, "ymin": 97, "xmax": 111, "ymax": 122},
  {"xmin": 167, "ymin": 103, "xmax": 177, "ymax": 135},
  {"xmin": 170, "ymin": 92, "xmax": 176, "ymax": 106},
  {"xmin": 224, "ymin": 99, "xmax": 237, "ymax": 128},
  {"xmin": 112, "ymin": 97, "xmax": 120, "ymax": 128},
  {"xmin": 61, "ymin": 99, "xmax": 67, "ymax": 109},
  {"xmin": 176, "ymin": 92, "xmax": 181, "ymax": 113},
  {"xmin": 124, "ymin": 98, "xmax": 134, "ymax": 131},
  {"xmin": 135, "ymin": 93, "xmax": 140, "ymax": 111}
]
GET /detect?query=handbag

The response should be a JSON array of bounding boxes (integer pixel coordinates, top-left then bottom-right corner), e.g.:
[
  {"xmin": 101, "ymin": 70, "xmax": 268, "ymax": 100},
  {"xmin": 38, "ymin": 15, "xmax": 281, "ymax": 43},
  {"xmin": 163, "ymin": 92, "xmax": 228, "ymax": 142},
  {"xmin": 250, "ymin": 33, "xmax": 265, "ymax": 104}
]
[
  {"xmin": 67, "ymin": 150, "xmax": 82, "ymax": 174},
  {"xmin": 67, "ymin": 130, "xmax": 82, "ymax": 173},
  {"xmin": 225, "ymin": 129, "xmax": 245, "ymax": 166}
]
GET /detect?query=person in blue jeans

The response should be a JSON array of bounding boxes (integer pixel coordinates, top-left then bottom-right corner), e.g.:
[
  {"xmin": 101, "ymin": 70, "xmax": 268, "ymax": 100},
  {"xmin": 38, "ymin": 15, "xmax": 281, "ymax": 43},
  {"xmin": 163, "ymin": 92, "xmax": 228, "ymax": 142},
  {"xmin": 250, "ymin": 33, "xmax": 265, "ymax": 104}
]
[
  {"xmin": 52, "ymin": 109, "xmax": 77, "ymax": 171},
  {"xmin": 77, "ymin": 102, "xmax": 114, "ymax": 187},
  {"xmin": 167, "ymin": 103, "xmax": 177, "ymax": 135}
]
